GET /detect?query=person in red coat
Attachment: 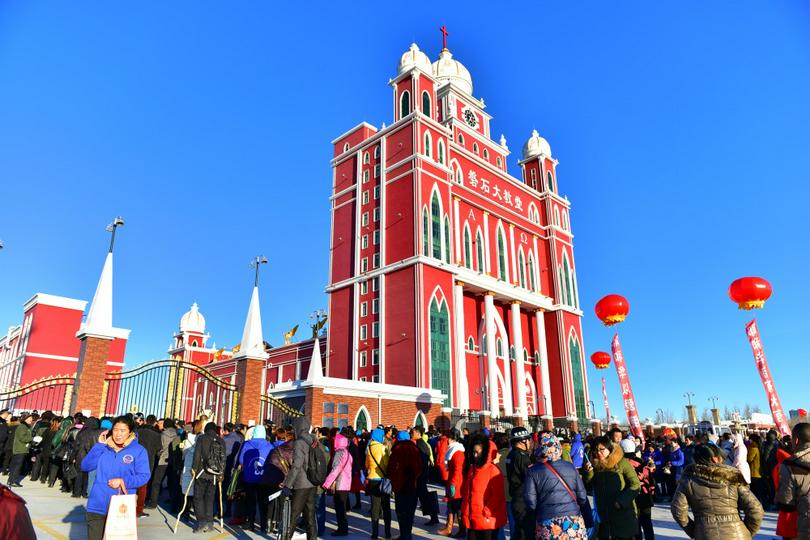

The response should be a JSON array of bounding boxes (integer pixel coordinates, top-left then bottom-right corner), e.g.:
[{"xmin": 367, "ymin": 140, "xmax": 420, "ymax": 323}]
[
  {"xmin": 436, "ymin": 432, "xmax": 450, "ymax": 483},
  {"xmin": 439, "ymin": 429, "xmax": 466, "ymax": 537},
  {"xmin": 388, "ymin": 431, "xmax": 423, "ymax": 540},
  {"xmin": 773, "ymin": 446, "xmax": 798, "ymax": 540},
  {"xmin": 461, "ymin": 432, "xmax": 507, "ymax": 540}
]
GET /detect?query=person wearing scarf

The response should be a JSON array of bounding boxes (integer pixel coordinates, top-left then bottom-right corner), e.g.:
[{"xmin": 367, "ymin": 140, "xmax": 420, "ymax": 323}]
[
  {"xmin": 525, "ymin": 433, "xmax": 590, "ymax": 539},
  {"xmin": 366, "ymin": 427, "xmax": 392, "ymax": 539},
  {"xmin": 81, "ymin": 415, "xmax": 150, "ymax": 540}
]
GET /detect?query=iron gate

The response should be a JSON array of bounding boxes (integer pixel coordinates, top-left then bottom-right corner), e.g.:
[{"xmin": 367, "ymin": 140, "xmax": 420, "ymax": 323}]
[
  {"xmin": 103, "ymin": 359, "xmax": 238, "ymax": 423},
  {"xmin": 260, "ymin": 394, "xmax": 304, "ymax": 427},
  {"xmin": 0, "ymin": 374, "xmax": 75, "ymax": 415}
]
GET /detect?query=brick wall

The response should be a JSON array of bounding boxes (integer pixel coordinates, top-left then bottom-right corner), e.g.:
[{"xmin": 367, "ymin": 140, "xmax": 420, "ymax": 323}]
[
  {"xmin": 235, "ymin": 356, "xmax": 265, "ymax": 426},
  {"xmin": 72, "ymin": 336, "xmax": 112, "ymax": 416}
]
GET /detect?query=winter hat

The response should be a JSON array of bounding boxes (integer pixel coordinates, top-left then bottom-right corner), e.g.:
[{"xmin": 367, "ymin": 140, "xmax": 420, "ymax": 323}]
[
  {"xmin": 252, "ymin": 425, "xmax": 267, "ymax": 440},
  {"xmin": 620, "ymin": 439, "xmax": 636, "ymax": 454},
  {"xmin": 482, "ymin": 428, "xmax": 491, "ymax": 438},
  {"xmin": 100, "ymin": 419, "xmax": 113, "ymax": 430},
  {"xmin": 535, "ymin": 433, "xmax": 563, "ymax": 462},
  {"xmin": 397, "ymin": 430, "xmax": 410, "ymax": 441},
  {"xmin": 509, "ymin": 427, "xmax": 531, "ymax": 443},
  {"xmin": 370, "ymin": 428, "xmax": 385, "ymax": 443}
]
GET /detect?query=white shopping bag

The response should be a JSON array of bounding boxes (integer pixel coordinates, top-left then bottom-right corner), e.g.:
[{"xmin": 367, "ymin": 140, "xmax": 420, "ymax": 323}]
[{"xmin": 104, "ymin": 490, "xmax": 138, "ymax": 540}]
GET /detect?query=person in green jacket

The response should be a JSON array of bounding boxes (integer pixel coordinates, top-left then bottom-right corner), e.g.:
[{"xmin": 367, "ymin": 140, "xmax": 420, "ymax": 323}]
[
  {"xmin": 584, "ymin": 435, "xmax": 640, "ymax": 540},
  {"xmin": 8, "ymin": 413, "xmax": 34, "ymax": 487}
]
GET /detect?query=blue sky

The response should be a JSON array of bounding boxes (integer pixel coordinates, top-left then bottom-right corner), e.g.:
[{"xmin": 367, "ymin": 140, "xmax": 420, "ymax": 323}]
[{"xmin": 1, "ymin": 2, "xmax": 809, "ymax": 421}]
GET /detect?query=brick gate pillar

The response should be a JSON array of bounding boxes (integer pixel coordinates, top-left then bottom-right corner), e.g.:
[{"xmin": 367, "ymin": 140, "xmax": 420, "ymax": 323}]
[
  {"xmin": 71, "ymin": 333, "xmax": 113, "ymax": 416},
  {"xmin": 590, "ymin": 419, "xmax": 602, "ymax": 436},
  {"xmin": 235, "ymin": 355, "xmax": 265, "ymax": 426}
]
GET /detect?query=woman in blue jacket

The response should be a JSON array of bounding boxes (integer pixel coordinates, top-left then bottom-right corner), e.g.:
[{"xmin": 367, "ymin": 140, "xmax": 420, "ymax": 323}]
[
  {"xmin": 81, "ymin": 415, "xmax": 150, "ymax": 540},
  {"xmin": 236, "ymin": 425, "xmax": 274, "ymax": 532}
]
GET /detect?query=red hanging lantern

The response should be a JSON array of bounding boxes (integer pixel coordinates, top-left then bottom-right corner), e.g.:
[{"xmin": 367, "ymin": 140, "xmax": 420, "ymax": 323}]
[
  {"xmin": 590, "ymin": 351, "xmax": 611, "ymax": 369},
  {"xmin": 595, "ymin": 294, "xmax": 630, "ymax": 326},
  {"xmin": 798, "ymin": 409, "xmax": 808, "ymax": 418},
  {"xmin": 728, "ymin": 277, "xmax": 772, "ymax": 310}
]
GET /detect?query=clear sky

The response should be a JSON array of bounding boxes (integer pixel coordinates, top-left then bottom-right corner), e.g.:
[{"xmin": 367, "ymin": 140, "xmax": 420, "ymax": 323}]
[{"xmin": 1, "ymin": 2, "xmax": 809, "ymax": 422}]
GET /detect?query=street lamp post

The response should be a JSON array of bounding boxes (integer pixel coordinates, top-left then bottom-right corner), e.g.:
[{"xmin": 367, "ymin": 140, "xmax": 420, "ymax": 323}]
[
  {"xmin": 683, "ymin": 392, "xmax": 695, "ymax": 406},
  {"xmin": 106, "ymin": 216, "xmax": 125, "ymax": 253},
  {"xmin": 249, "ymin": 256, "xmax": 269, "ymax": 286}
]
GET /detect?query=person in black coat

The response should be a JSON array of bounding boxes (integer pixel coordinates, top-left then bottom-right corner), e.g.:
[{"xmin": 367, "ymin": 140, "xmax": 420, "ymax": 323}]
[
  {"xmin": 191, "ymin": 422, "xmax": 226, "ymax": 533},
  {"xmin": 73, "ymin": 417, "xmax": 102, "ymax": 498},
  {"xmin": 2, "ymin": 418, "xmax": 17, "ymax": 475},
  {"xmin": 136, "ymin": 415, "xmax": 162, "ymax": 514},
  {"xmin": 410, "ymin": 426, "xmax": 439, "ymax": 525},
  {"xmin": 0, "ymin": 410, "xmax": 11, "ymax": 475},
  {"xmin": 506, "ymin": 427, "xmax": 535, "ymax": 540}
]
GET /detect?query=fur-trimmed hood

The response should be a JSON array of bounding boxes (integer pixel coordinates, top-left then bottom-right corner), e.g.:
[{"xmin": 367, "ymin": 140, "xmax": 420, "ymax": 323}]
[
  {"xmin": 682, "ymin": 462, "xmax": 747, "ymax": 487},
  {"xmin": 594, "ymin": 444, "xmax": 624, "ymax": 471}
]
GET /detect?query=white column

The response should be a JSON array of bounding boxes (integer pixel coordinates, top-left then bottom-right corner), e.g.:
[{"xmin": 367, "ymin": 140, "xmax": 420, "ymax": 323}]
[
  {"xmin": 509, "ymin": 224, "xmax": 517, "ymax": 284},
  {"xmin": 483, "ymin": 212, "xmax": 491, "ymax": 274},
  {"xmin": 511, "ymin": 302, "xmax": 527, "ymax": 421},
  {"xmin": 453, "ymin": 197, "xmax": 462, "ymax": 264},
  {"xmin": 535, "ymin": 309, "xmax": 553, "ymax": 419},
  {"xmin": 453, "ymin": 282, "xmax": 469, "ymax": 410},
  {"xmin": 484, "ymin": 292, "xmax": 499, "ymax": 418}
]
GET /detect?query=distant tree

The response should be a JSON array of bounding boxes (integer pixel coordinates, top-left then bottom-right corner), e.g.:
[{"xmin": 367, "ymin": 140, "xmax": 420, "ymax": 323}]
[{"xmin": 700, "ymin": 408, "xmax": 712, "ymax": 422}]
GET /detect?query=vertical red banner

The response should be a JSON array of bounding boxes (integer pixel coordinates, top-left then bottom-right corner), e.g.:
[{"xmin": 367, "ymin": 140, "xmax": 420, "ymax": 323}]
[
  {"xmin": 601, "ymin": 376, "xmax": 611, "ymax": 427},
  {"xmin": 745, "ymin": 320, "xmax": 791, "ymax": 438},
  {"xmin": 611, "ymin": 334, "xmax": 645, "ymax": 442}
]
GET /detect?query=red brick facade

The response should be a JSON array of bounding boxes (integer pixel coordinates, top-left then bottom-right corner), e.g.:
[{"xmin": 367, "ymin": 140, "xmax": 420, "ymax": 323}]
[
  {"xmin": 72, "ymin": 335, "xmax": 112, "ymax": 416},
  {"xmin": 234, "ymin": 356, "xmax": 265, "ymax": 426}
]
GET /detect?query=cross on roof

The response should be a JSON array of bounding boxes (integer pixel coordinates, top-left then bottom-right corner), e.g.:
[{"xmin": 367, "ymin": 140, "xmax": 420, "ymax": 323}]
[{"xmin": 440, "ymin": 25, "xmax": 449, "ymax": 50}]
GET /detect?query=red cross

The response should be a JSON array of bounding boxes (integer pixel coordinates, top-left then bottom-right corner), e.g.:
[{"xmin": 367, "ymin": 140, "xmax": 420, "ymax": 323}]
[{"xmin": 440, "ymin": 25, "xmax": 449, "ymax": 50}]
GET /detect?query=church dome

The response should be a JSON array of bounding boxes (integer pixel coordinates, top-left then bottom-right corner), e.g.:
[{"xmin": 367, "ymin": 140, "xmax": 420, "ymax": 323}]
[
  {"xmin": 522, "ymin": 129, "xmax": 552, "ymax": 160},
  {"xmin": 432, "ymin": 49, "xmax": 473, "ymax": 95},
  {"xmin": 180, "ymin": 302, "xmax": 206, "ymax": 334},
  {"xmin": 397, "ymin": 43, "xmax": 432, "ymax": 75}
]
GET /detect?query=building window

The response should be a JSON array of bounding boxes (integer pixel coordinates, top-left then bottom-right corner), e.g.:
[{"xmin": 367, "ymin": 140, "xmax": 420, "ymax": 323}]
[
  {"xmin": 454, "ymin": 164, "xmax": 462, "ymax": 185},
  {"xmin": 528, "ymin": 253, "xmax": 536, "ymax": 292},
  {"xmin": 372, "ymin": 299, "xmax": 379, "ymax": 314},
  {"xmin": 322, "ymin": 417, "xmax": 335, "ymax": 428},
  {"xmin": 360, "ymin": 302, "xmax": 367, "ymax": 317},
  {"xmin": 363, "ymin": 170, "xmax": 369, "ymax": 184},
  {"xmin": 372, "ymin": 349, "xmax": 379, "ymax": 365},
  {"xmin": 554, "ymin": 207, "xmax": 561, "ymax": 227},
  {"xmin": 373, "ymin": 207, "xmax": 380, "ymax": 222},
  {"xmin": 323, "ymin": 402, "xmax": 335, "ymax": 413},
  {"xmin": 374, "ymin": 164, "xmax": 381, "ymax": 178},
  {"xmin": 360, "ymin": 376, "xmax": 367, "ymax": 382},
  {"xmin": 360, "ymin": 351, "xmax": 367, "ymax": 367},
  {"xmin": 496, "ymin": 337, "xmax": 503, "ymax": 357},
  {"xmin": 476, "ymin": 230, "xmax": 484, "ymax": 272},
  {"xmin": 338, "ymin": 403, "xmax": 349, "ymax": 414},
  {"xmin": 473, "ymin": 143, "xmax": 479, "ymax": 155},
  {"xmin": 424, "ymin": 132, "xmax": 432, "ymax": 158},
  {"xmin": 467, "ymin": 336, "xmax": 475, "ymax": 350},
  {"xmin": 362, "ymin": 212, "xmax": 369, "ymax": 226},
  {"xmin": 361, "ymin": 258, "xmax": 368, "ymax": 272},
  {"xmin": 422, "ymin": 91, "xmax": 431, "ymax": 117},
  {"xmin": 437, "ymin": 140, "xmax": 445, "ymax": 165},
  {"xmin": 423, "ymin": 209, "xmax": 430, "ymax": 257},
  {"xmin": 518, "ymin": 250, "xmax": 526, "ymax": 288},
  {"xmin": 372, "ymin": 277, "xmax": 379, "ymax": 291},
  {"xmin": 363, "ymin": 152, "xmax": 370, "ymax": 164},
  {"xmin": 431, "ymin": 193, "xmax": 442, "ymax": 259},
  {"xmin": 373, "ymin": 230, "xmax": 380, "ymax": 245},
  {"xmin": 374, "ymin": 146, "xmax": 380, "ymax": 159},
  {"xmin": 547, "ymin": 171, "xmax": 554, "ymax": 192},
  {"xmin": 360, "ymin": 281, "xmax": 368, "ymax": 294},
  {"xmin": 372, "ymin": 375, "xmax": 379, "ymax": 383},
  {"xmin": 400, "ymin": 90, "xmax": 410, "ymax": 119},
  {"xmin": 372, "ymin": 322, "xmax": 379, "ymax": 338},
  {"xmin": 458, "ymin": 132, "xmax": 464, "ymax": 145},
  {"xmin": 497, "ymin": 156, "xmax": 502, "ymax": 167},
  {"xmin": 430, "ymin": 298, "xmax": 452, "ymax": 407},
  {"xmin": 343, "ymin": 143, "xmax": 350, "ymax": 152},
  {"xmin": 535, "ymin": 351, "xmax": 541, "ymax": 364},
  {"xmin": 562, "ymin": 211, "xmax": 569, "ymax": 231},
  {"xmin": 497, "ymin": 228, "xmax": 507, "ymax": 281},
  {"xmin": 510, "ymin": 345, "xmax": 515, "ymax": 359},
  {"xmin": 374, "ymin": 186, "xmax": 380, "ymax": 200},
  {"xmin": 569, "ymin": 335, "xmax": 588, "ymax": 425},
  {"xmin": 361, "ymin": 235, "xmax": 368, "ymax": 249},
  {"xmin": 362, "ymin": 191, "xmax": 369, "ymax": 205},
  {"xmin": 360, "ymin": 325, "xmax": 367, "ymax": 340},
  {"xmin": 372, "ymin": 253, "xmax": 380, "ymax": 268},
  {"xmin": 463, "ymin": 227, "xmax": 472, "ymax": 269},
  {"xmin": 483, "ymin": 148, "xmax": 489, "ymax": 160}
]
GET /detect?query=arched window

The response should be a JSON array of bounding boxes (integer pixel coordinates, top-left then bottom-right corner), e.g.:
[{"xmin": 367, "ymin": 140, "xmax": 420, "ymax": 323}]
[
  {"xmin": 443, "ymin": 215, "xmax": 451, "ymax": 262},
  {"xmin": 422, "ymin": 91, "xmax": 431, "ymax": 117},
  {"xmin": 497, "ymin": 156, "xmax": 502, "ymax": 168},
  {"xmin": 562, "ymin": 210, "xmax": 569, "ymax": 231},
  {"xmin": 496, "ymin": 337, "xmax": 503, "ymax": 357},
  {"xmin": 414, "ymin": 410, "xmax": 428, "ymax": 428},
  {"xmin": 431, "ymin": 192, "xmax": 441, "ymax": 259},
  {"xmin": 354, "ymin": 406, "xmax": 370, "ymax": 432},
  {"xmin": 424, "ymin": 132, "xmax": 432, "ymax": 158},
  {"xmin": 554, "ymin": 207, "xmax": 561, "ymax": 227},
  {"xmin": 483, "ymin": 149, "xmax": 489, "ymax": 160},
  {"xmin": 363, "ymin": 152, "xmax": 370, "ymax": 164},
  {"xmin": 467, "ymin": 336, "xmax": 475, "ymax": 350},
  {"xmin": 458, "ymin": 133, "xmax": 464, "ymax": 145},
  {"xmin": 569, "ymin": 334, "xmax": 587, "ymax": 425},
  {"xmin": 510, "ymin": 345, "xmax": 515, "ymax": 360},
  {"xmin": 454, "ymin": 164, "xmax": 463, "ymax": 184},
  {"xmin": 422, "ymin": 208, "xmax": 429, "ymax": 256},
  {"xmin": 475, "ymin": 230, "xmax": 484, "ymax": 272},
  {"xmin": 518, "ymin": 249, "xmax": 526, "ymax": 288},
  {"xmin": 547, "ymin": 171, "xmax": 554, "ymax": 192},
  {"xmin": 530, "ymin": 168, "xmax": 537, "ymax": 190},
  {"xmin": 343, "ymin": 142, "xmax": 350, "ymax": 152},
  {"xmin": 400, "ymin": 90, "xmax": 411, "ymax": 119},
  {"xmin": 473, "ymin": 143, "xmax": 479, "ymax": 155},
  {"xmin": 437, "ymin": 140, "xmax": 445, "ymax": 165},
  {"xmin": 429, "ymin": 298, "xmax": 451, "ymax": 407},
  {"xmin": 563, "ymin": 252, "xmax": 573, "ymax": 307},
  {"xmin": 497, "ymin": 228, "xmax": 507, "ymax": 281},
  {"xmin": 523, "ymin": 349, "xmax": 529, "ymax": 363},
  {"xmin": 463, "ymin": 226, "xmax": 472, "ymax": 269},
  {"xmin": 528, "ymin": 253, "xmax": 536, "ymax": 292},
  {"xmin": 534, "ymin": 351, "xmax": 540, "ymax": 364},
  {"xmin": 374, "ymin": 146, "xmax": 380, "ymax": 159}
]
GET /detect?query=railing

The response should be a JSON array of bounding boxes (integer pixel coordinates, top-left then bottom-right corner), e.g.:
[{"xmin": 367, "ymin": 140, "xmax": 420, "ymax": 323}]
[{"xmin": 0, "ymin": 374, "xmax": 75, "ymax": 415}]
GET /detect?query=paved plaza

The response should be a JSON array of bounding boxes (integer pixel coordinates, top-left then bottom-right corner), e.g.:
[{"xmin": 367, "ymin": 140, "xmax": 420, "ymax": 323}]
[{"xmin": 19, "ymin": 480, "xmax": 780, "ymax": 540}]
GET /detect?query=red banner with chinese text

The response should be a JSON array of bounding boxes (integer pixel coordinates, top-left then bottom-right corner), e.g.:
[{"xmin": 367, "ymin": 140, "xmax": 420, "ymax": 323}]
[
  {"xmin": 611, "ymin": 334, "xmax": 645, "ymax": 442},
  {"xmin": 745, "ymin": 320, "xmax": 791, "ymax": 437},
  {"xmin": 601, "ymin": 377, "xmax": 611, "ymax": 426}
]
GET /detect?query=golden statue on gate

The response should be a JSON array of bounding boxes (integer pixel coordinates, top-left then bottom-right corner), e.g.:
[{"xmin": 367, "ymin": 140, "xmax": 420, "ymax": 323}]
[{"xmin": 283, "ymin": 325, "xmax": 299, "ymax": 345}]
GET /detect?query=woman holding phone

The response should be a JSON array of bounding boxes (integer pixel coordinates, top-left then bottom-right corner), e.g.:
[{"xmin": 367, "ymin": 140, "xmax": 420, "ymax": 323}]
[{"xmin": 81, "ymin": 415, "xmax": 151, "ymax": 540}]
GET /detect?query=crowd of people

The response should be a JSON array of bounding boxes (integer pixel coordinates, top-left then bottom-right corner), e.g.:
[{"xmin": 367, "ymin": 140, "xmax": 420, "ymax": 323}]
[{"xmin": 1, "ymin": 405, "xmax": 810, "ymax": 540}]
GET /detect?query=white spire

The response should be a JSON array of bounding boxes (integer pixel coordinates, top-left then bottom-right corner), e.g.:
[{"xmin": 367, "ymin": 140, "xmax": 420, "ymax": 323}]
[
  {"xmin": 80, "ymin": 252, "xmax": 114, "ymax": 336},
  {"xmin": 237, "ymin": 286, "xmax": 267, "ymax": 358},
  {"xmin": 306, "ymin": 336, "xmax": 324, "ymax": 382}
]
